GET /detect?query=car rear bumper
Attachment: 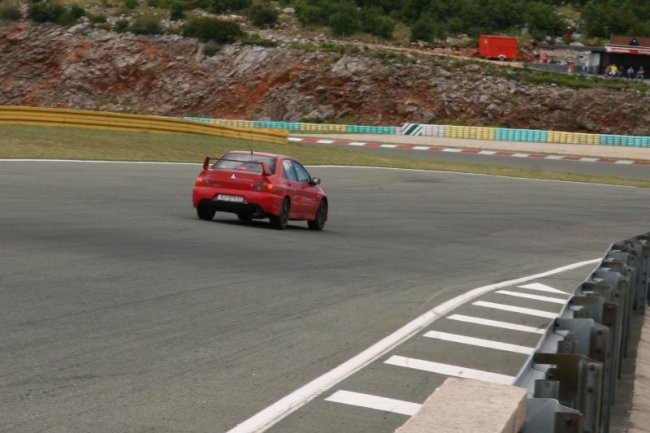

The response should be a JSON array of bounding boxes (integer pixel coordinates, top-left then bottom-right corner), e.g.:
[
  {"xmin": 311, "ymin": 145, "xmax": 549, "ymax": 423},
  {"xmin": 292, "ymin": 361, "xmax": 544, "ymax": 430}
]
[{"xmin": 193, "ymin": 187, "xmax": 281, "ymax": 216}]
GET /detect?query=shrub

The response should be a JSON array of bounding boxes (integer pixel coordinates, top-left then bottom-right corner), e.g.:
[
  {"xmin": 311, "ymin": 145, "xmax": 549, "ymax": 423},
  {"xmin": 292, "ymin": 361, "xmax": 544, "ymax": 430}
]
[
  {"xmin": 201, "ymin": 0, "xmax": 251, "ymax": 14},
  {"xmin": 248, "ymin": 2, "xmax": 278, "ymax": 28},
  {"xmin": 29, "ymin": 1, "xmax": 66, "ymax": 23},
  {"xmin": 123, "ymin": 0, "xmax": 138, "ymax": 9},
  {"xmin": 130, "ymin": 12, "xmax": 163, "ymax": 34},
  {"xmin": 55, "ymin": 3, "xmax": 85, "ymax": 25},
  {"xmin": 244, "ymin": 32, "xmax": 277, "ymax": 47},
  {"xmin": 410, "ymin": 14, "xmax": 436, "ymax": 42},
  {"xmin": 69, "ymin": 4, "xmax": 85, "ymax": 19},
  {"xmin": 88, "ymin": 13, "xmax": 107, "ymax": 23},
  {"xmin": 168, "ymin": 0, "xmax": 186, "ymax": 20},
  {"xmin": 329, "ymin": 12, "xmax": 358, "ymax": 36},
  {"xmin": 295, "ymin": 3, "xmax": 324, "ymax": 27},
  {"xmin": 114, "ymin": 18, "xmax": 129, "ymax": 31},
  {"xmin": 0, "ymin": 0, "xmax": 22, "ymax": 20},
  {"xmin": 183, "ymin": 16, "xmax": 244, "ymax": 43},
  {"xmin": 361, "ymin": 8, "xmax": 394, "ymax": 39}
]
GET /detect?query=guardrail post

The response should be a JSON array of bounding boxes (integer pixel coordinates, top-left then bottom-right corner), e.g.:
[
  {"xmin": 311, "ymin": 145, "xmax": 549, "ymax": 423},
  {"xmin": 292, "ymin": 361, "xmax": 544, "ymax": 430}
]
[
  {"xmin": 535, "ymin": 380, "xmax": 560, "ymax": 399},
  {"xmin": 522, "ymin": 398, "xmax": 583, "ymax": 433},
  {"xmin": 554, "ymin": 318, "xmax": 612, "ymax": 433},
  {"xmin": 569, "ymin": 290, "xmax": 621, "ymax": 381},
  {"xmin": 533, "ymin": 353, "xmax": 603, "ymax": 433},
  {"xmin": 592, "ymin": 262, "xmax": 632, "ymax": 358}
]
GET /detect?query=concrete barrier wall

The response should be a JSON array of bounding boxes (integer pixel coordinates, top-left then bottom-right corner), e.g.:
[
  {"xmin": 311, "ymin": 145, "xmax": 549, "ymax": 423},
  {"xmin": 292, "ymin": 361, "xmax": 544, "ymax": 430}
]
[{"xmin": 0, "ymin": 106, "xmax": 289, "ymax": 145}]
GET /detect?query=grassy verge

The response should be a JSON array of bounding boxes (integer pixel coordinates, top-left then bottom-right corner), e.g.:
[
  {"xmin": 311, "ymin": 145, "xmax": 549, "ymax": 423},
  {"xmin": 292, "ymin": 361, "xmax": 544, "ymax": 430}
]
[{"xmin": 1, "ymin": 124, "xmax": 648, "ymax": 188}]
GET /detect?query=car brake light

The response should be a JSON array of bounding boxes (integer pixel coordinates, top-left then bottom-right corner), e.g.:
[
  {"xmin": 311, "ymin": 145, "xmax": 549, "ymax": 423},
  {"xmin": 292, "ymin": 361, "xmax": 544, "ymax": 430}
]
[
  {"xmin": 195, "ymin": 175, "xmax": 209, "ymax": 186},
  {"xmin": 255, "ymin": 180, "xmax": 273, "ymax": 191}
]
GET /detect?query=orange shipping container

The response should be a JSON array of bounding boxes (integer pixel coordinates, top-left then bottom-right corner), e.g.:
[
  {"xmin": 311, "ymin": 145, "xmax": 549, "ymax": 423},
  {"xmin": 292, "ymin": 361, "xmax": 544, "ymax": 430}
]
[{"xmin": 478, "ymin": 35, "xmax": 518, "ymax": 60}]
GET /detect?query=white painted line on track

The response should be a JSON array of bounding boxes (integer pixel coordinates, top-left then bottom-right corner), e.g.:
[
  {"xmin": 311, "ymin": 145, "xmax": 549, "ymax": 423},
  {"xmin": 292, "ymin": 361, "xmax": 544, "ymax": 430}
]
[
  {"xmin": 580, "ymin": 157, "xmax": 599, "ymax": 162},
  {"xmin": 495, "ymin": 290, "xmax": 568, "ymax": 304},
  {"xmin": 380, "ymin": 144, "xmax": 398, "ymax": 148},
  {"xmin": 385, "ymin": 356, "xmax": 515, "ymax": 384},
  {"xmin": 442, "ymin": 148, "xmax": 464, "ymax": 153},
  {"xmin": 479, "ymin": 150, "xmax": 498, "ymax": 155},
  {"xmin": 546, "ymin": 155, "xmax": 565, "ymax": 160},
  {"xmin": 318, "ymin": 139, "xmax": 335, "ymax": 144},
  {"xmin": 325, "ymin": 390, "xmax": 421, "ymax": 416},
  {"xmin": 446, "ymin": 314, "xmax": 546, "ymax": 334},
  {"xmin": 518, "ymin": 282, "xmax": 569, "ymax": 295},
  {"xmin": 224, "ymin": 259, "xmax": 598, "ymax": 433},
  {"xmin": 422, "ymin": 330, "xmax": 534, "ymax": 354},
  {"xmin": 511, "ymin": 153, "xmax": 530, "ymax": 158},
  {"xmin": 473, "ymin": 301, "xmax": 559, "ymax": 318},
  {"xmin": 348, "ymin": 142, "xmax": 366, "ymax": 146},
  {"xmin": 413, "ymin": 146, "xmax": 430, "ymax": 151}
]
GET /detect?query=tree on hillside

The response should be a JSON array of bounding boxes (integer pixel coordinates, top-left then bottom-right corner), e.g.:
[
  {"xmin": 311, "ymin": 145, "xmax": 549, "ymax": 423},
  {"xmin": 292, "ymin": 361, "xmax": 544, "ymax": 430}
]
[
  {"xmin": 582, "ymin": 0, "xmax": 650, "ymax": 38},
  {"xmin": 525, "ymin": 2, "xmax": 564, "ymax": 40},
  {"xmin": 361, "ymin": 7, "xmax": 394, "ymax": 38}
]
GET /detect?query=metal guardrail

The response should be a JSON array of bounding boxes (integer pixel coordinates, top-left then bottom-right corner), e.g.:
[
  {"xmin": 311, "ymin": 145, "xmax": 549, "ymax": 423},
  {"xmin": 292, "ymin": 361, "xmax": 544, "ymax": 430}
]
[
  {"xmin": 0, "ymin": 106, "xmax": 289, "ymax": 145},
  {"xmin": 516, "ymin": 232, "xmax": 650, "ymax": 433}
]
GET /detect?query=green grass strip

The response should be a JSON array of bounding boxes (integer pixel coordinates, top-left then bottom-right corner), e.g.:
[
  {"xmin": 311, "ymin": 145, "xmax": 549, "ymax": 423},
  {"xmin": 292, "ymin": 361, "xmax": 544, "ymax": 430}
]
[{"xmin": 1, "ymin": 124, "xmax": 648, "ymax": 188}]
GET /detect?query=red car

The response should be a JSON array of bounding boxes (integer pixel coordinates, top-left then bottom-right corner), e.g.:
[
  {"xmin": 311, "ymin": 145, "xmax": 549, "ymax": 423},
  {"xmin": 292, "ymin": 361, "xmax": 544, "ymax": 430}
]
[{"xmin": 192, "ymin": 151, "xmax": 328, "ymax": 230}]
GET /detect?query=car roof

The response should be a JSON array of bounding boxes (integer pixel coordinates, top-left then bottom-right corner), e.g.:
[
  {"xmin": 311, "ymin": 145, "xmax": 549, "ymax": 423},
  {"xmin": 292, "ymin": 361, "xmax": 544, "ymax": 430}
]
[{"xmin": 226, "ymin": 150, "xmax": 291, "ymax": 160}]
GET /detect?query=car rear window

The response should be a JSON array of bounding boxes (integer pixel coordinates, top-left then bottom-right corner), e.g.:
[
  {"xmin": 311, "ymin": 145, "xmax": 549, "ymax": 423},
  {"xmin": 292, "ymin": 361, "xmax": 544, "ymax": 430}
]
[{"xmin": 213, "ymin": 153, "xmax": 277, "ymax": 174}]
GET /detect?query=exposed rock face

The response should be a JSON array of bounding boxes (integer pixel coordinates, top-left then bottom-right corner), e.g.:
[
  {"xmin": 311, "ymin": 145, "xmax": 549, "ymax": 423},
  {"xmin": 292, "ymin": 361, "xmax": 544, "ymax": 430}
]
[{"xmin": 2, "ymin": 21, "xmax": 650, "ymax": 135}]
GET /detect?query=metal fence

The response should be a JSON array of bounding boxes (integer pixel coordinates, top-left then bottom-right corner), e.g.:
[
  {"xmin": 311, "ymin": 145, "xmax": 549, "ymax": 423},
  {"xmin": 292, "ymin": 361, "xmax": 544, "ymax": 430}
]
[{"xmin": 516, "ymin": 233, "xmax": 649, "ymax": 433}]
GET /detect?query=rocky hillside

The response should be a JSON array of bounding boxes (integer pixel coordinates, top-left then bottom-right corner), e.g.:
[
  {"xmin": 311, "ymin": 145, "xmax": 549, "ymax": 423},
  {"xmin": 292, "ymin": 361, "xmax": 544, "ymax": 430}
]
[{"xmin": 2, "ymin": 21, "xmax": 650, "ymax": 135}]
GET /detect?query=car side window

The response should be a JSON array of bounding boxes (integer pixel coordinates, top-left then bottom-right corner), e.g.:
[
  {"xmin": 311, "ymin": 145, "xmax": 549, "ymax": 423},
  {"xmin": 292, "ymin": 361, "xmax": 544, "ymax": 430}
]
[
  {"xmin": 293, "ymin": 161, "xmax": 311, "ymax": 183},
  {"xmin": 282, "ymin": 159, "xmax": 298, "ymax": 181}
]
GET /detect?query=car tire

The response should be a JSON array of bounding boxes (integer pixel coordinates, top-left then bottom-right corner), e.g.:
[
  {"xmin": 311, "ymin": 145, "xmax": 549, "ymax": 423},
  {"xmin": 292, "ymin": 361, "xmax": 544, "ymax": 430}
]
[
  {"xmin": 270, "ymin": 198, "xmax": 290, "ymax": 230},
  {"xmin": 197, "ymin": 205, "xmax": 215, "ymax": 221},
  {"xmin": 308, "ymin": 199, "xmax": 327, "ymax": 231}
]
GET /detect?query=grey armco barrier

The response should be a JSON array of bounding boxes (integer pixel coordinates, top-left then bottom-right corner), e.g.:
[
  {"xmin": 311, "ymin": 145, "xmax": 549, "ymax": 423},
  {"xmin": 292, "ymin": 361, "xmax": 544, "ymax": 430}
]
[
  {"xmin": 395, "ymin": 232, "xmax": 649, "ymax": 433},
  {"xmin": 517, "ymin": 232, "xmax": 649, "ymax": 433}
]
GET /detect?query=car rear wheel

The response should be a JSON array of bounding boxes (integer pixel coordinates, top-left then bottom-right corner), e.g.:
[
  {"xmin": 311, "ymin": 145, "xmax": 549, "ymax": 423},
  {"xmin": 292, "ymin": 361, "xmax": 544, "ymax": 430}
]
[
  {"xmin": 270, "ymin": 198, "xmax": 290, "ymax": 230},
  {"xmin": 308, "ymin": 199, "xmax": 327, "ymax": 231},
  {"xmin": 197, "ymin": 205, "xmax": 215, "ymax": 221}
]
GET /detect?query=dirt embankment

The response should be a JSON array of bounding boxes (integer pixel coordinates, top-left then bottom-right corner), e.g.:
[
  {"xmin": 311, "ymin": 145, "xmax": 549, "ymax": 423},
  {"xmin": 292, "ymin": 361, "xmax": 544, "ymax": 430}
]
[{"xmin": 2, "ymin": 21, "xmax": 650, "ymax": 135}]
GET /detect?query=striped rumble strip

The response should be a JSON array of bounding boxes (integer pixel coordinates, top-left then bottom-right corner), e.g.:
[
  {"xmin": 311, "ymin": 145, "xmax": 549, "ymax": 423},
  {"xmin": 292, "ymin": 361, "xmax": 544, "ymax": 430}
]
[{"xmin": 289, "ymin": 137, "xmax": 650, "ymax": 166}]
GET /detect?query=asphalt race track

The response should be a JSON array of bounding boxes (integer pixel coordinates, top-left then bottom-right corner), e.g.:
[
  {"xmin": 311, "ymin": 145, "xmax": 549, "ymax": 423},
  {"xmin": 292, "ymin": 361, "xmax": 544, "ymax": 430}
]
[{"xmin": 1, "ymin": 160, "xmax": 649, "ymax": 433}]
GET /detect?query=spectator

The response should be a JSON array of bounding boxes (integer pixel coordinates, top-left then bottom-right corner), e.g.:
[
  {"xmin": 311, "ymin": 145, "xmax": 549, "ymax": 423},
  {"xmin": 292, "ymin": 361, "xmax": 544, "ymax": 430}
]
[
  {"xmin": 637, "ymin": 66, "xmax": 645, "ymax": 80},
  {"xmin": 627, "ymin": 66, "xmax": 635, "ymax": 79},
  {"xmin": 609, "ymin": 64, "xmax": 619, "ymax": 77}
]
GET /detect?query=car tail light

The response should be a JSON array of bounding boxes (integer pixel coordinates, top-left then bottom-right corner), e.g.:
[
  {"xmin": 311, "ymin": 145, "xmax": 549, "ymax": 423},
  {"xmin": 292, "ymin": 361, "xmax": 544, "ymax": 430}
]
[
  {"xmin": 195, "ymin": 175, "xmax": 209, "ymax": 186},
  {"xmin": 255, "ymin": 180, "xmax": 273, "ymax": 191}
]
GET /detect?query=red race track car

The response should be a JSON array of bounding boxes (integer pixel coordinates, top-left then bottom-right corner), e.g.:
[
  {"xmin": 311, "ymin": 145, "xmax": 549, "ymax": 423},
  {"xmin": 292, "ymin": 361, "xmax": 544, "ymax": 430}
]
[{"xmin": 192, "ymin": 151, "xmax": 328, "ymax": 230}]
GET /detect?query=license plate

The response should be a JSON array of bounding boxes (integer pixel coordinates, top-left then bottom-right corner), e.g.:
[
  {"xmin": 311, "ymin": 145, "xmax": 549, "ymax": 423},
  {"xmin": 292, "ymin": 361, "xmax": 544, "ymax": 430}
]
[{"xmin": 216, "ymin": 194, "xmax": 244, "ymax": 203}]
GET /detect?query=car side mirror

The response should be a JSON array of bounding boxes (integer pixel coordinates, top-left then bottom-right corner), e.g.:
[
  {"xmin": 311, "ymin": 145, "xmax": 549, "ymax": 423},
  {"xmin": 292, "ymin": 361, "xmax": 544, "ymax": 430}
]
[
  {"xmin": 261, "ymin": 162, "xmax": 272, "ymax": 176},
  {"xmin": 311, "ymin": 177, "xmax": 321, "ymax": 185}
]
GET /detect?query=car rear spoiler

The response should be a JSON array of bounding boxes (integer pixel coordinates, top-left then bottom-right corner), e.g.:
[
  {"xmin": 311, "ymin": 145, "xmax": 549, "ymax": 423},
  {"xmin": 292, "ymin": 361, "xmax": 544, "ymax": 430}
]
[{"xmin": 202, "ymin": 156, "xmax": 272, "ymax": 176}]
